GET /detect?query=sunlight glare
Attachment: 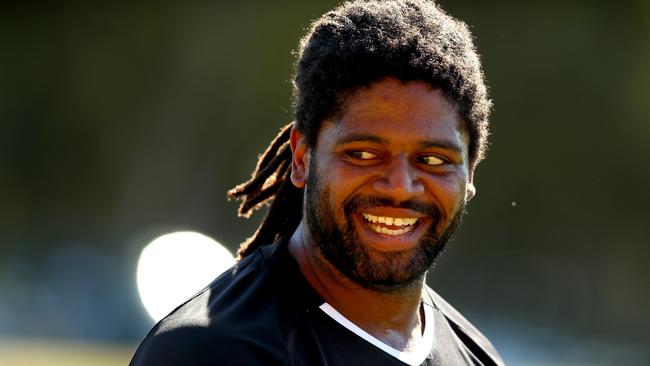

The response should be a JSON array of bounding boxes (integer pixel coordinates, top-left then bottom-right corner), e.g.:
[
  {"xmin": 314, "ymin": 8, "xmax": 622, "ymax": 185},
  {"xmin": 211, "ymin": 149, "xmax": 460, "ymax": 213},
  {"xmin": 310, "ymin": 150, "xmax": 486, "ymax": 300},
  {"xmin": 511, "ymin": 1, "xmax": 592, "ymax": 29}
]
[{"xmin": 136, "ymin": 231, "xmax": 235, "ymax": 322}]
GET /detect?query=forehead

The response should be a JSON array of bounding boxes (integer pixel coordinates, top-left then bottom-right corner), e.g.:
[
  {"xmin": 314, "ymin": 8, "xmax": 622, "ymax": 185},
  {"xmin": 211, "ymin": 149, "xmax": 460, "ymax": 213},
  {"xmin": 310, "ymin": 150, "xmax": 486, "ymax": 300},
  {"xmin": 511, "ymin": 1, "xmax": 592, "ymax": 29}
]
[{"xmin": 319, "ymin": 78, "xmax": 468, "ymax": 153}]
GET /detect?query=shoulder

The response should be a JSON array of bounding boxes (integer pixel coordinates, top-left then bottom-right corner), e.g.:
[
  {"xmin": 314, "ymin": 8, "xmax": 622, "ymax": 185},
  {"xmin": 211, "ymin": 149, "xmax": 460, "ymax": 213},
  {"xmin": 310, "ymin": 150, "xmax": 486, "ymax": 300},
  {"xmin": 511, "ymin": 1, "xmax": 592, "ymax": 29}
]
[
  {"xmin": 129, "ymin": 318, "xmax": 241, "ymax": 366},
  {"xmin": 426, "ymin": 287, "xmax": 506, "ymax": 366},
  {"xmin": 129, "ymin": 319, "xmax": 285, "ymax": 366},
  {"xmin": 130, "ymin": 241, "xmax": 295, "ymax": 366}
]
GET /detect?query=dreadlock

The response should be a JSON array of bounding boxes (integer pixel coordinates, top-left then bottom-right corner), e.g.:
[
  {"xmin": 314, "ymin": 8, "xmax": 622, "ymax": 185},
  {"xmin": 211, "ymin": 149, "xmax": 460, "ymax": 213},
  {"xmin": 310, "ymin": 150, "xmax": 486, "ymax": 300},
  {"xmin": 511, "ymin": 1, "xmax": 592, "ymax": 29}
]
[
  {"xmin": 229, "ymin": 0, "xmax": 491, "ymax": 259},
  {"xmin": 227, "ymin": 122, "xmax": 302, "ymax": 258}
]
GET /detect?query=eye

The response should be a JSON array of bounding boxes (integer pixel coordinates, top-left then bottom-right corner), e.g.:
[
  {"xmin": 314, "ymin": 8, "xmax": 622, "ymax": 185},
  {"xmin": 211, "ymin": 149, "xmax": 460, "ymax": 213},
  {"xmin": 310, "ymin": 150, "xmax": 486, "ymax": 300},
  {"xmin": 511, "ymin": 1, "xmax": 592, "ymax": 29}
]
[
  {"xmin": 348, "ymin": 150, "xmax": 379, "ymax": 160},
  {"xmin": 417, "ymin": 155, "xmax": 446, "ymax": 166}
]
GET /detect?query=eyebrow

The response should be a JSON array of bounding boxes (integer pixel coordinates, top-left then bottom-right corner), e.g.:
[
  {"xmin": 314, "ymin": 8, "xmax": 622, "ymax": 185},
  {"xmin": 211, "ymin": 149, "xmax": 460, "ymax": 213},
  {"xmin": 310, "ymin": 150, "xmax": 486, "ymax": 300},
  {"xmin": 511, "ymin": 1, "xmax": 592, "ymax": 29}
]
[
  {"xmin": 335, "ymin": 134, "xmax": 464, "ymax": 154},
  {"xmin": 334, "ymin": 134, "xmax": 388, "ymax": 146},
  {"xmin": 417, "ymin": 140, "xmax": 464, "ymax": 154}
]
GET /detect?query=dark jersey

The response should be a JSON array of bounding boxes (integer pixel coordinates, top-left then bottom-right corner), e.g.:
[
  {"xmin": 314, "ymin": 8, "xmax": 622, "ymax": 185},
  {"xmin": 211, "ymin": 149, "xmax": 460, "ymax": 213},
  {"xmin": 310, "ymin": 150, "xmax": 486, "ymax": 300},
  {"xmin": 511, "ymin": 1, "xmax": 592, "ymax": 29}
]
[{"xmin": 130, "ymin": 238, "xmax": 505, "ymax": 366}]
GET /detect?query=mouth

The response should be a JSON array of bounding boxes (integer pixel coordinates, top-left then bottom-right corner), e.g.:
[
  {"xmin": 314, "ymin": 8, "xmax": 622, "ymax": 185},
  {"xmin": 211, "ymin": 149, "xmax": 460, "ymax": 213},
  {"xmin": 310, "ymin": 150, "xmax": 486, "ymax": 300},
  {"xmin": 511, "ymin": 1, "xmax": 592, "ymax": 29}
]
[{"xmin": 360, "ymin": 213, "xmax": 422, "ymax": 236}]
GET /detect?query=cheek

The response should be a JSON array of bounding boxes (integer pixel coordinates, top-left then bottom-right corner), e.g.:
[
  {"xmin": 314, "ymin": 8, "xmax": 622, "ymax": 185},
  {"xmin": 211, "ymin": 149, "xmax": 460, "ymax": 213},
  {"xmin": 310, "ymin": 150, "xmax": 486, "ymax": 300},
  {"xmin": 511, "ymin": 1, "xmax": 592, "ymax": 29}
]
[
  {"xmin": 309, "ymin": 159, "xmax": 353, "ymax": 204},
  {"xmin": 327, "ymin": 159, "xmax": 373, "ymax": 188},
  {"xmin": 323, "ymin": 165, "xmax": 375, "ymax": 216},
  {"xmin": 426, "ymin": 175, "xmax": 469, "ymax": 208}
]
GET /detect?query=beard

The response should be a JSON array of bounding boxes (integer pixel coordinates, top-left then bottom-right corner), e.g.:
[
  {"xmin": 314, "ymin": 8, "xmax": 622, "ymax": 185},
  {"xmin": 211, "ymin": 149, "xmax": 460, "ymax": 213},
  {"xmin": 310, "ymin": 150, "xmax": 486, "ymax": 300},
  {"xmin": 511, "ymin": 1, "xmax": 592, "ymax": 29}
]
[{"xmin": 304, "ymin": 160, "xmax": 466, "ymax": 292}]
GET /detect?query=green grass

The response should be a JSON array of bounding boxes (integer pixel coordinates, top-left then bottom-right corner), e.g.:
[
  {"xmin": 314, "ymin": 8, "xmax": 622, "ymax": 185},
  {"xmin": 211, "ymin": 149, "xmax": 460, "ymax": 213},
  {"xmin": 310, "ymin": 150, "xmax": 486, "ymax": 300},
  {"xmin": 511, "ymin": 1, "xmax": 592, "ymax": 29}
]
[{"xmin": 0, "ymin": 338, "xmax": 135, "ymax": 366}]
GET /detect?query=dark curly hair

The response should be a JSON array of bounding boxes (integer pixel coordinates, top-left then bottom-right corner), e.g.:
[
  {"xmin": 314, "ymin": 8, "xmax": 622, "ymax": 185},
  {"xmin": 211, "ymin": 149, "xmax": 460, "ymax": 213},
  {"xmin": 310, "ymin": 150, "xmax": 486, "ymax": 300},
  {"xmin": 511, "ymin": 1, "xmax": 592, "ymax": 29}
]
[{"xmin": 229, "ymin": 0, "xmax": 491, "ymax": 258}]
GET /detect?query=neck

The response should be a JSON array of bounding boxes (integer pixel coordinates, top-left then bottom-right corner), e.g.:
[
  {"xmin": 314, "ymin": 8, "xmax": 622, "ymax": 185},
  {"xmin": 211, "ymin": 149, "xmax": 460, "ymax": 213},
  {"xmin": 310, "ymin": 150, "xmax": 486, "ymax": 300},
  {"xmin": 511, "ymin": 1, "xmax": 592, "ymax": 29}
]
[{"xmin": 288, "ymin": 221, "xmax": 425, "ymax": 351}]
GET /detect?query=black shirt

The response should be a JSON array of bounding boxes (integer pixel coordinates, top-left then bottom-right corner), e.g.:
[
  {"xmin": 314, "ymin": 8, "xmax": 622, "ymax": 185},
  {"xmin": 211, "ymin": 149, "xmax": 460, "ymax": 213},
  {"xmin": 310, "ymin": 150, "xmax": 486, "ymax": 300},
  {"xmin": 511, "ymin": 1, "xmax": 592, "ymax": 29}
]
[{"xmin": 130, "ymin": 238, "xmax": 505, "ymax": 365}]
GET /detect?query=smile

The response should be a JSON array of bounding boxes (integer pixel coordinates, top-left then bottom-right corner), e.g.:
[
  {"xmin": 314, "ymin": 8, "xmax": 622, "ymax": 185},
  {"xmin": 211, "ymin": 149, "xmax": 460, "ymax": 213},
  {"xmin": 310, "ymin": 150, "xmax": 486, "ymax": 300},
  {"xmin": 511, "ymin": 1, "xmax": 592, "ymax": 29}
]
[{"xmin": 361, "ymin": 213, "xmax": 420, "ymax": 236}]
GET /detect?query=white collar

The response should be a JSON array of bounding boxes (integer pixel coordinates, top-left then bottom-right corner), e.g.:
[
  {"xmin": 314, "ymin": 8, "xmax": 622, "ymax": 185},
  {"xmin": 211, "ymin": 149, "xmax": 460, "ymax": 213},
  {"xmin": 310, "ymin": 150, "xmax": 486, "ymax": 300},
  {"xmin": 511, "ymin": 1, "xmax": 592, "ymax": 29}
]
[{"xmin": 319, "ymin": 301, "xmax": 434, "ymax": 365}]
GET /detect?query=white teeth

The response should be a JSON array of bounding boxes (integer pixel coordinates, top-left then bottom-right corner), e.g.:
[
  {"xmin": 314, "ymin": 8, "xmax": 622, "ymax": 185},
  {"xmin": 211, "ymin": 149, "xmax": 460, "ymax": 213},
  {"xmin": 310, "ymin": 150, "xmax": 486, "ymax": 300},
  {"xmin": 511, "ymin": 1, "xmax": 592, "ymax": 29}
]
[
  {"xmin": 403, "ymin": 218, "xmax": 417, "ymax": 225},
  {"xmin": 370, "ymin": 224, "xmax": 412, "ymax": 236},
  {"xmin": 361, "ymin": 213, "xmax": 419, "ymax": 227}
]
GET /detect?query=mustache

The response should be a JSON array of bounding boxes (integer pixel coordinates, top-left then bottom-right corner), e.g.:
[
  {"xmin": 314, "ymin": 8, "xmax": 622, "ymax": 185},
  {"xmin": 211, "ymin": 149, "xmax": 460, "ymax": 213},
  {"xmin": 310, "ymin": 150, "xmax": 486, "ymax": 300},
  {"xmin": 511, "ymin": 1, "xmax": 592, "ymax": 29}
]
[{"xmin": 343, "ymin": 195, "xmax": 443, "ymax": 220}]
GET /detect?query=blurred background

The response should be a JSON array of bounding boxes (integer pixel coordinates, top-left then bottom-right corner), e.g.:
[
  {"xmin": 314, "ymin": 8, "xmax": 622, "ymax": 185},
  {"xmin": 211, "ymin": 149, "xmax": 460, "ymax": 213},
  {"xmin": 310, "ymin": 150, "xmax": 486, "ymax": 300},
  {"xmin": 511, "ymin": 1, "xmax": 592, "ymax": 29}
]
[{"xmin": 1, "ymin": 1, "xmax": 648, "ymax": 365}]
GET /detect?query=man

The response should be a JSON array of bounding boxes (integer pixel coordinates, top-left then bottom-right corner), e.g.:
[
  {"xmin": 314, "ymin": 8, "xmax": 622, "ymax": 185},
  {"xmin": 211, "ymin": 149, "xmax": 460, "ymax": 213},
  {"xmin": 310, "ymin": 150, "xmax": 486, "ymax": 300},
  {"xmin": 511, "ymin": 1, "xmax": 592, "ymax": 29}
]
[{"xmin": 131, "ymin": 0, "xmax": 504, "ymax": 365}]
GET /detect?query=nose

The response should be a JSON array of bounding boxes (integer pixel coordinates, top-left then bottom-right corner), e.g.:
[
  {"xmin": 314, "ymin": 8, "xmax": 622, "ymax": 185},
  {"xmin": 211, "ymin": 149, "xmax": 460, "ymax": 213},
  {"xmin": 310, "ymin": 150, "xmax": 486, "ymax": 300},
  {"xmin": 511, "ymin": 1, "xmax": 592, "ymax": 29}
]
[{"xmin": 373, "ymin": 154, "xmax": 425, "ymax": 201}]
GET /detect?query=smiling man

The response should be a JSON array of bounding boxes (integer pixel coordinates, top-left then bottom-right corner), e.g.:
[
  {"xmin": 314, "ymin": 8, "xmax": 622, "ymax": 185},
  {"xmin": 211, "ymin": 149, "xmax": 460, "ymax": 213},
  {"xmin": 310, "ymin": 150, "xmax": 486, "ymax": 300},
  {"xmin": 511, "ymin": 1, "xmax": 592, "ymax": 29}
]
[
  {"xmin": 294, "ymin": 79, "xmax": 473, "ymax": 294},
  {"xmin": 131, "ymin": 1, "xmax": 504, "ymax": 365}
]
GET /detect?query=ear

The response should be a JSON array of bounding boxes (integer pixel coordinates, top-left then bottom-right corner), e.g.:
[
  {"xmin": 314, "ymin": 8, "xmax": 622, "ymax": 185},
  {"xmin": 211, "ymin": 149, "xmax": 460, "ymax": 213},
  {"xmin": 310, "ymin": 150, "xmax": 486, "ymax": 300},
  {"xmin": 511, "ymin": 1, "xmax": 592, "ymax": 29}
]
[
  {"xmin": 289, "ymin": 125, "xmax": 309, "ymax": 189},
  {"xmin": 465, "ymin": 166, "xmax": 476, "ymax": 201}
]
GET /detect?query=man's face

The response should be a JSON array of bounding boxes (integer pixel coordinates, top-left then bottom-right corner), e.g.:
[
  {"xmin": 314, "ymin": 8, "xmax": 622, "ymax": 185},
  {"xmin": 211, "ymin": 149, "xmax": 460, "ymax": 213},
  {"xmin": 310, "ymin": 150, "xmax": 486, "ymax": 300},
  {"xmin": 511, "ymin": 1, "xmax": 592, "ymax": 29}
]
[{"xmin": 294, "ymin": 77, "xmax": 475, "ymax": 291}]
